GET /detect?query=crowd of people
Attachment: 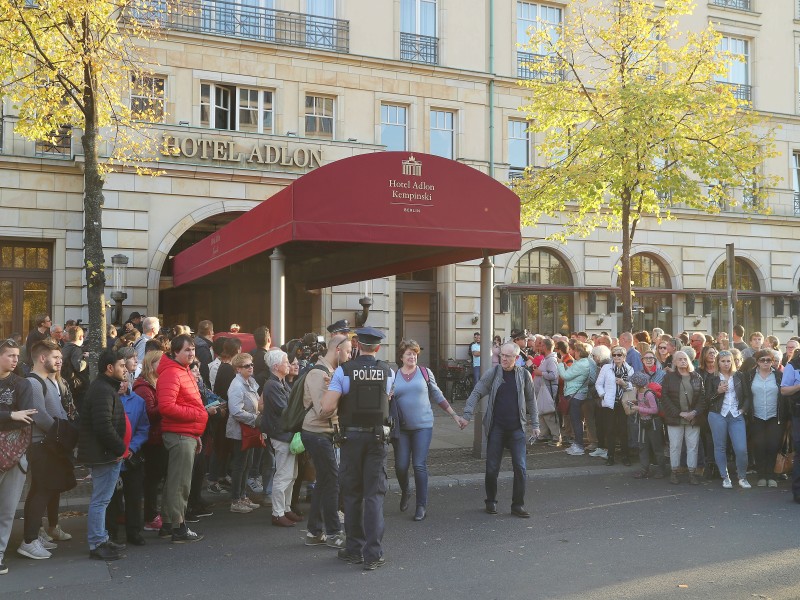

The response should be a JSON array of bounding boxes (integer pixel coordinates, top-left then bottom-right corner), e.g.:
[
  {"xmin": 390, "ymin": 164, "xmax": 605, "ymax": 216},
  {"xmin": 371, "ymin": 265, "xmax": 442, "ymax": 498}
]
[{"xmin": 1, "ymin": 314, "xmax": 799, "ymax": 576}]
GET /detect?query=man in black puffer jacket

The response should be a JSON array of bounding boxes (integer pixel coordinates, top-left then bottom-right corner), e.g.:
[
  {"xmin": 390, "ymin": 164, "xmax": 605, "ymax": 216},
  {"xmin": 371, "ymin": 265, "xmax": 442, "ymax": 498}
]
[{"xmin": 77, "ymin": 350, "xmax": 130, "ymax": 562}]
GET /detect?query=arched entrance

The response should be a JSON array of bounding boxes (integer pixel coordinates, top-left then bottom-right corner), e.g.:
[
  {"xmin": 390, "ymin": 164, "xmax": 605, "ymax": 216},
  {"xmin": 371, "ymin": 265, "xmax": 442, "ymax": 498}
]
[
  {"xmin": 711, "ymin": 258, "xmax": 761, "ymax": 334},
  {"xmin": 509, "ymin": 248, "xmax": 573, "ymax": 335},
  {"xmin": 616, "ymin": 253, "xmax": 673, "ymax": 334}
]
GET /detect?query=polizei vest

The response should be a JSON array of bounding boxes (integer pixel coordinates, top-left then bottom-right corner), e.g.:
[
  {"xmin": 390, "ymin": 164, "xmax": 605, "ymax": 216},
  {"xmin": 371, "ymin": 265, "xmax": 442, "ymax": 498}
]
[{"xmin": 338, "ymin": 355, "xmax": 392, "ymax": 428}]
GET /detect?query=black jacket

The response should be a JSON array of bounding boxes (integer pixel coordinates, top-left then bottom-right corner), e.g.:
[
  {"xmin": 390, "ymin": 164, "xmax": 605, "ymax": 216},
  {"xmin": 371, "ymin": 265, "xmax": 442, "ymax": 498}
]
[
  {"xmin": 661, "ymin": 370, "xmax": 706, "ymax": 427},
  {"xmin": 77, "ymin": 374, "xmax": 127, "ymax": 465},
  {"xmin": 705, "ymin": 371, "xmax": 751, "ymax": 417},
  {"xmin": 0, "ymin": 373, "xmax": 33, "ymax": 432}
]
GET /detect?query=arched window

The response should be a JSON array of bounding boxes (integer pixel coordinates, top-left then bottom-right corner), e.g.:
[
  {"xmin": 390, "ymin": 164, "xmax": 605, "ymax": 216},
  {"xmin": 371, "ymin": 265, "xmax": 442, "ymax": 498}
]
[
  {"xmin": 513, "ymin": 248, "xmax": 572, "ymax": 286},
  {"xmin": 631, "ymin": 253, "xmax": 669, "ymax": 289},
  {"xmin": 510, "ymin": 248, "xmax": 573, "ymax": 335},
  {"xmin": 711, "ymin": 258, "xmax": 760, "ymax": 334}
]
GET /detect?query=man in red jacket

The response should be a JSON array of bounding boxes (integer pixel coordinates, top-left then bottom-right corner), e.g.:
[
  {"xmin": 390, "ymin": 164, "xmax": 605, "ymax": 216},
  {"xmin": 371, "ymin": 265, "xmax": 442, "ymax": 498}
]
[{"xmin": 156, "ymin": 334, "xmax": 208, "ymax": 543}]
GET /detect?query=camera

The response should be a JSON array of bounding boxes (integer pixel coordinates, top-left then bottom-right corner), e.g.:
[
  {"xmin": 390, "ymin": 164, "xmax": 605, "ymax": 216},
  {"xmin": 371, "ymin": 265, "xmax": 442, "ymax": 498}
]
[{"xmin": 286, "ymin": 333, "xmax": 327, "ymax": 368}]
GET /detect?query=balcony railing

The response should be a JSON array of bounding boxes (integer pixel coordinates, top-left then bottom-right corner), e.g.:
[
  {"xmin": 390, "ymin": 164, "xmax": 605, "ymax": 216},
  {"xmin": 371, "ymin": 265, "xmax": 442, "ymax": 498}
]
[
  {"xmin": 721, "ymin": 81, "xmax": 752, "ymax": 104},
  {"xmin": 130, "ymin": 1, "xmax": 349, "ymax": 53},
  {"xmin": 34, "ymin": 126, "xmax": 72, "ymax": 158},
  {"xmin": 795, "ymin": 192, "xmax": 800, "ymax": 216},
  {"xmin": 517, "ymin": 52, "xmax": 565, "ymax": 81},
  {"xmin": 711, "ymin": 0, "xmax": 752, "ymax": 11},
  {"xmin": 400, "ymin": 32, "xmax": 438, "ymax": 65}
]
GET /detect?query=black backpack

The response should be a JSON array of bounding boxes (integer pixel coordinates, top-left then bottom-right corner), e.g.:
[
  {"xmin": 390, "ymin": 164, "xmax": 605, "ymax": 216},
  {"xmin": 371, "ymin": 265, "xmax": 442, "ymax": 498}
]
[{"xmin": 280, "ymin": 364, "xmax": 330, "ymax": 433}]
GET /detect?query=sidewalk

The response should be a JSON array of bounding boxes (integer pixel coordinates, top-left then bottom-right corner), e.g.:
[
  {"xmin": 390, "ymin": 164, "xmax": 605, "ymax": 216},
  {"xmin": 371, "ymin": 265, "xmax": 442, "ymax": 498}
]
[{"xmin": 18, "ymin": 402, "xmax": 626, "ymax": 514}]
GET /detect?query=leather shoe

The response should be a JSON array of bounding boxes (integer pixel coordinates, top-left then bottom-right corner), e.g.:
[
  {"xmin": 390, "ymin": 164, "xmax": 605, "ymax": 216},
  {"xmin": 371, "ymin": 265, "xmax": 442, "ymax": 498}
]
[
  {"xmin": 485, "ymin": 502, "xmax": 497, "ymax": 515},
  {"xmin": 126, "ymin": 533, "xmax": 146, "ymax": 546},
  {"xmin": 413, "ymin": 505, "xmax": 426, "ymax": 521},
  {"xmin": 285, "ymin": 511, "xmax": 304, "ymax": 522},
  {"xmin": 289, "ymin": 506, "xmax": 305, "ymax": 518},
  {"xmin": 511, "ymin": 506, "xmax": 530, "ymax": 518},
  {"xmin": 106, "ymin": 539, "xmax": 126, "ymax": 551},
  {"xmin": 271, "ymin": 515, "xmax": 295, "ymax": 527},
  {"xmin": 399, "ymin": 489, "xmax": 410, "ymax": 512}
]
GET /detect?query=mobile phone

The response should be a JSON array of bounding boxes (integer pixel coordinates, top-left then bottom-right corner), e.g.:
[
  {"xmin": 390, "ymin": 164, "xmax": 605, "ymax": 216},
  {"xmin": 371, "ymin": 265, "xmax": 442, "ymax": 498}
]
[{"xmin": 206, "ymin": 400, "xmax": 221, "ymax": 409}]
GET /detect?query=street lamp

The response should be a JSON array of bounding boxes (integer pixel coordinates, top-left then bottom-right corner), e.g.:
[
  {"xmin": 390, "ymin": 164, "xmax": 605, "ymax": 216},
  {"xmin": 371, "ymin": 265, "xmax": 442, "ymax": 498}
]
[{"xmin": 110, "ymin": 254, "xmax": 129, "ymax": 325}]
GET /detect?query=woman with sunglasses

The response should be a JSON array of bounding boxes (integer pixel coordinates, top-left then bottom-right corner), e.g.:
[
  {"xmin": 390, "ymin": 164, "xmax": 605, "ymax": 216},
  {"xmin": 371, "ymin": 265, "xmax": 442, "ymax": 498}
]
[
  {"xmin": 745, "ymin": 349, "xmax": 785, "ymax": 488},
  {"xmin": 594, "ymin": 346, "xmax": 633, "ymax": 466},
  {"xmin": 705, "ymin": 350, "xmax": 751, "ymax": 489},
  {"xmin": 225, "ymin": 353, "xmax": 262, "ymax": 514},
  {"xmin": 662, "ymin": 351, "xmax": 706, "ymax": 484},
  {"xmin": 655, "ymin": 340, "xmax": 672, "ymax": 372}
]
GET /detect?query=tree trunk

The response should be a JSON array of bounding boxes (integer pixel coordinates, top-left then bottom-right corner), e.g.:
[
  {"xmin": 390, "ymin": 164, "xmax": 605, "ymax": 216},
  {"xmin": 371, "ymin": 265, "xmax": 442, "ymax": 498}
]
[
  {"xmin": 82, "ymin": 78, "xmax": 107, "ymax": 380},
  {"xmin": 620, "ymin": 188, "xmax": 633, "ymax": 334}
]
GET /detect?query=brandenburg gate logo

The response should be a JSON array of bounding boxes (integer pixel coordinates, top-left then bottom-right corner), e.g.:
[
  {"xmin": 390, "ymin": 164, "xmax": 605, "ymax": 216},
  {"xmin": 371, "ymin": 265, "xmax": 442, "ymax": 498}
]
[{"xmin": 402, "ymin": 155, "xmax": 422, "ymax": 176}]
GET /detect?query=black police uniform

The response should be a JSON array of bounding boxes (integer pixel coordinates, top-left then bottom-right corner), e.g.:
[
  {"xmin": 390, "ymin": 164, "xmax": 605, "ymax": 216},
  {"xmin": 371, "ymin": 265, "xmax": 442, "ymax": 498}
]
[{"xmin": 338, "ymin": 352, "xmax": 392, "ymax": 564}]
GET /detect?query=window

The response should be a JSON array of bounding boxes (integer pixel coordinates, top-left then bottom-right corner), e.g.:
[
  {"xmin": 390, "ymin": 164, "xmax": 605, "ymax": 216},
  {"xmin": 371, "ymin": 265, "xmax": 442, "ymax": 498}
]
[
  {"xmin": 381, "ymin": 104, "xmax": 407, "ymax": 152},
  {"xmin": 131, "ymin": 75, "xmax": 165, "ymax": 121},
  {"xmin": 631, "ymin": 254, "xmax": 669, "ymax": 289},
  {"xmin": 513, "ymin": 248, "xmax": 572, "ymax": 286},
  {"xmin": 793, "ymin": 153, "xmax": 800, "ymax": 215},
  {"xmin": 711, "ymin": 258, "xmax": 761, "ymax": 335},
  {"xmin": 202, "ymin": 0, "xmax": 275, "ymax": 38},
  {"xmin": 306, "ymin": 0, "xmax": 337, "ymax": 49},
  {"xmin": 201, "ymin": 83, "xmax": 272, "ymax": 132},
  {"xmin": 508, "ymin": 120, "xmax": 530, "ymax": 175},
  {"xmin": 305, "ymin": 95, "xmax": 334, "ymax": 138},
  {"xmin": 0, "ymin": 242, "xmax": 52, "ymax": 340},
  {"xmin": 400, "ymin": 0, "xmax": 438, "ymax": 63},
  {"xmin": 717, "ymin": 35, "xmax": 751, "ymax": 103},
  {"xmin": 510, "ymin": 248, "xmax": 573, "ymax": 335},
  {"xmin": 517, "ymin": 2, "xmax": 562, "ymax": 80},
  {"xmin": 430, "ymin": 110, "xmax": 453, "ymax": 159}
]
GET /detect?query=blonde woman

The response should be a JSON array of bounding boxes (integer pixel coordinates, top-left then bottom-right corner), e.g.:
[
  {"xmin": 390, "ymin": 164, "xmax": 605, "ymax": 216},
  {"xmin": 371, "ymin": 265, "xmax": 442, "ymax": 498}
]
[
  {"xmin": 661, "ymin": 351, "xmax": 706, "ymax": 485},
  {"xmin": 134, "ymin": 350, "xmax": 166, "ymax": 532},
  {"xmin": 225, "ymin": 353, "xmax": 262, "ymax": 514}
]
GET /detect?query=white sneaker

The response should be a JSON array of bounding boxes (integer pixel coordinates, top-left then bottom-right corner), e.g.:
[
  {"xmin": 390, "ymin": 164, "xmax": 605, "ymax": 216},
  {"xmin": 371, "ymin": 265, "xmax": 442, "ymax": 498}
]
[
  {"xmin": 48, "ymin": 524, "xmax": 72, "ymax": 541},
  {"xmin": 565, "ymin": 444, "xmax": 585, "ymax": 456},
  {"xmin": 17, "ymin": 539, "xmax": 51, "ymax": 560},
  {"xmin": 37, "ymin": 534, "xmax": 57, "ymax": 550},
  {"xmin": 589, "ymin": 448, "xmax": 606, "ymax": 457},
  {"xmin": 768, "ymin": 479, "xmax": 778, "ymax": 488},
  {"xmin": 247, "ymin": 477, "xmax": 264, "ymax": 494},
  {"xmin": 739, "ymin": 478, "xmax": 751, "ymax": 489},
  {"xmin": 722, "ymin": 478, "xmax": 732, "ymax": 489},
  {"xmin": 230, "ymin": 501, "xmax": 253, "ymax": 514},
  {"xmin": 242, "ymin": 497, "xmax": 260, "ymax": 509},
  {"xmin": 756, "ymin": 479, "xmax": 767, "ymax": 487}
]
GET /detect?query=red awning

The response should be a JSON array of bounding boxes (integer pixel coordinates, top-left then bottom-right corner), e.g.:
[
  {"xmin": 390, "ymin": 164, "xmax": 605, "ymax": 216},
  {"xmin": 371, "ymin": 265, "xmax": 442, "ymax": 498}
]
[{"xmin": 172, "ymin": 152, "xmax": 522, "ymax": 289}]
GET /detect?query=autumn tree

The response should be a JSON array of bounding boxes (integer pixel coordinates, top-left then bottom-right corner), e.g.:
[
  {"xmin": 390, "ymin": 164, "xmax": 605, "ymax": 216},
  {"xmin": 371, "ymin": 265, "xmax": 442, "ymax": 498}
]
[
  {"xmin": 0, "ymin": 0, "xmax": 170, "ymax": 372},
  {"xmin": 513, "ymin": 0, "xmax": 777, "ymax": 333}
]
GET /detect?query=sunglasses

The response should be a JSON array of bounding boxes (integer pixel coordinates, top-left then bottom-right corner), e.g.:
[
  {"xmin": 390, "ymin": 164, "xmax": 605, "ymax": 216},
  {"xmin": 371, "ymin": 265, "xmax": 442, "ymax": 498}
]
[
  {"xmin": 758, "ymin": 358, "xmax": 773, "ymax": 363},
  {"xmin": 240, "ymin": 364, "xmax": 254, "ymax": 369},
  {"xmin": 0, "ymin": 338, "xmax": 19, "ymax": 350},
  {"xmin": 658, "ymin": 346, "xmax": 667, "ymax": 350},
  {"xmin": 612, "ymin": 353, "xmax": 625, "ymax": 357}
]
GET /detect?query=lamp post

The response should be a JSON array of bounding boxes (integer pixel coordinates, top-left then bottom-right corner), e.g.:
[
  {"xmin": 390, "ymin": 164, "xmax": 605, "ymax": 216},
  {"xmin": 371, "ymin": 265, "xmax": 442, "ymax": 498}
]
[{"xmin": 110, "ymin": 254, "xmax": 129, "ymax": 325}]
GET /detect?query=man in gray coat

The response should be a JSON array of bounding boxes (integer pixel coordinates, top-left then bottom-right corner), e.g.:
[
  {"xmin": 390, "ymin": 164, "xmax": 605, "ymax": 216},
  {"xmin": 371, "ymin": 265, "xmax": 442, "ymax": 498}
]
[{"xmin": 460, "ymin": 342, "xmax": 539, "ymax": 518}]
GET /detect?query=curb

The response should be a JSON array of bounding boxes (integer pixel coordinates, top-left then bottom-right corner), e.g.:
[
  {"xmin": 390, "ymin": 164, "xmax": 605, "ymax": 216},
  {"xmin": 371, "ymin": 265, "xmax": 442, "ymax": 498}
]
[{"xmin": 18, "ymin": 465, "xmax": 631, "ymax": 516}]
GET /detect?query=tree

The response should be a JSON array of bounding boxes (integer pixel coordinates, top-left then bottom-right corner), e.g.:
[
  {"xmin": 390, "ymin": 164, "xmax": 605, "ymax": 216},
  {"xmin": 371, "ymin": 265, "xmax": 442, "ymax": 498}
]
[
  {"xmin": 0, "ymin": 0, "xmax": 168, "ymax": 373},
  {"xmin": 513, "ymin": 0, "xmax": 777, "ymax": 333}
]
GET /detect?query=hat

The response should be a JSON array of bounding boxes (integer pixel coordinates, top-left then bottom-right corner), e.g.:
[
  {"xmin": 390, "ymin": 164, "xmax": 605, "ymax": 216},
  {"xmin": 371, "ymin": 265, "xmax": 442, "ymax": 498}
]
[
  {"xmin": 327, "ymin": 319, "xmax": 351, "ymax": 334},
  {"xmin": 354, "ymin": 327, "xmax": 385, "ymax": 345},
  {"xmin": 510, "ymin": 329, "xmax": 525, "ymax": 341},
  {"xmin": 630, "ymin": 372, "xmax": 649, "ymax": 388}
]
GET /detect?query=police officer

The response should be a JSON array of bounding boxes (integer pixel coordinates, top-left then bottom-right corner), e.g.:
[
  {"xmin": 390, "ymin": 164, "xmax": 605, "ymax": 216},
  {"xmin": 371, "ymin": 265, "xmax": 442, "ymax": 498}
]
[
  {"xmin": 327, "ymin": 319, "xmax": 351, "ymax": 336},
  {"xmin": 321, "ymin": 327, "xmax": 393, "ymax": 571}
]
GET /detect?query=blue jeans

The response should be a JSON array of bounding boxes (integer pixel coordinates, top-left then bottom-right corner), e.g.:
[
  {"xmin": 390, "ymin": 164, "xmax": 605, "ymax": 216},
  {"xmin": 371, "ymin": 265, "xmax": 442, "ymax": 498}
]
[
  {"xmin": 472, "ymin": 366, "xmax": 481, "ymax": 387},
  {"xmin": 707, "ymin": 411, "xmax": 748, "ymax": 480},
  {"xmin": 392, "ymin": 427, "xmax": 433, "ymax": 507},
  {"xmin": 569, "ymin": 396, "xmax": 585, "ymax": 448},
  {"xmin": 485, "ymin": 426, "xmax": 527, "ymax": 508},
  {"xmin": 87, "ymin": 462, "xmax": 122, "ymax": 550},
  {"xmin": 301, "ymin": 431, "xmax": 342, "ymax": 536}
]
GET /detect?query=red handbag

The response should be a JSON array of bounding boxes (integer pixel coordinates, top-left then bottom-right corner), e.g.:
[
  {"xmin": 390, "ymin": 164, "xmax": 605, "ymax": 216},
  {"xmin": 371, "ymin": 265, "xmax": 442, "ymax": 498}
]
[
  {"xmin": 240, "ymin": 423, "xmax": 266, "ymax": 450},
  {"xmin": 0, "ymin": 425, "xmax": 32, "ymax": 473}
]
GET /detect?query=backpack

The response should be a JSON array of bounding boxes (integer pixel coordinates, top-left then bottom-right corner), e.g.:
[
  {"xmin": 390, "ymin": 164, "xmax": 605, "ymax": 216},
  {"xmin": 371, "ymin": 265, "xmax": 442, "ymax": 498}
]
[
  {"xmin": 26, "ymin": 372, "xmax": 48, "ymax": 397},
  {"xmin": 280, "ymin": 364, "xmax": 330, "ymax": 434}
]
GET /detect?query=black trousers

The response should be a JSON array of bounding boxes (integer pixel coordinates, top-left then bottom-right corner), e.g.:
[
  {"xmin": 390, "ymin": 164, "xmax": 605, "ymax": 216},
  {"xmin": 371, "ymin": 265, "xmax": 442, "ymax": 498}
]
[
  {"xmin": 142, "ymin": 443, "xmax": 168, "ymax": 522},
  {"xmin": 750, "ymin": 417, "xmax": 782, "ymax": 477},
  {"xmin": 23, "ymin": 480, "xmax": 61, "ymax": 543},
  {"xmin": 601, "ymin": 404, "xmax": 630, "ymax": 459},
  {"xmin": 106, "ymin": 463, "xmax": 145, "ymax": 538}
]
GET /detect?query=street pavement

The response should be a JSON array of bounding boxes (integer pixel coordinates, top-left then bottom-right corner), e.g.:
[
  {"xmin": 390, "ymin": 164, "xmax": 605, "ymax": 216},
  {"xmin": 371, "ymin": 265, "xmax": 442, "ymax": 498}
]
[{"xmin": 2, "ymin": 471, "xmax": 798, "ymax": 600}]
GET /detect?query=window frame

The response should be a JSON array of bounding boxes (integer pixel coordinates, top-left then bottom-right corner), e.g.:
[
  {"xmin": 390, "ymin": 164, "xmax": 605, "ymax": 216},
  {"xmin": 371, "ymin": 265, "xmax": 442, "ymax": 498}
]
[
  {"xmin": 130, "ymin": 74, "xmax": 166, "ymax": 122},
  {"xmin": 381, "ymin": 103, "xmax": 408, "ymax": 152},
  {"xmin": 304, "ymin": 94, "xmax": 335, "ymax": 139},
  {"xmin": 508, "ymin": 119, "xmax": 530, "ymax": 173},
  {"xmin": 429, "ymin": 108, "xmax": 454, "ymax": 159},
  {"xmin": 201, "ymin": 82, "xmax": 274, "ymax": 133}
]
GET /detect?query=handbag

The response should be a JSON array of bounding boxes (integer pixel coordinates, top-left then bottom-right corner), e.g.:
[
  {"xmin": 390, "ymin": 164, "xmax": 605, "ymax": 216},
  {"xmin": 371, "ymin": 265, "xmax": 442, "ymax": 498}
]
[
  {"xmin": 44, "ymin": 418, "xmax": 80, "ymax": 454},
  {"xmin": 0, "ymin": 425, "xmax": 32, "ymax": 473},
  {"xmin": 621, "ymin": 388, "xmax": 638, "ymax": 416},
  {"xmin": 557, "ymin": 394, "xmax": 571, "ymax": 416},
  {"xmin": 774, "ymin": 425, "xmax": 794, "ymax": 475},
  {"xmin": 240, "ymin": 422, "xmax": 266, "ymax": 450}
]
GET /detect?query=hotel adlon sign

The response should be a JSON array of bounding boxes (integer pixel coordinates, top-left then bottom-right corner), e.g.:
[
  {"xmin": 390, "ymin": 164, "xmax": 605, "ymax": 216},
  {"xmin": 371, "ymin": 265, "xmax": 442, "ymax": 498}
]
[{"xmin": 161, "ymin": 134, "xmax": 323, "ymax": 169}]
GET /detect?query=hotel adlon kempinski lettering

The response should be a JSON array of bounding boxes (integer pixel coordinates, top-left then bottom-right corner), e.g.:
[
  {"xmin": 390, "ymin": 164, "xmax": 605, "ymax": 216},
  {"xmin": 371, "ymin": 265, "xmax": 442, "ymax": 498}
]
[{"xmin": 161, "ymin": 134, "xmax": 322, "ymax": 169}]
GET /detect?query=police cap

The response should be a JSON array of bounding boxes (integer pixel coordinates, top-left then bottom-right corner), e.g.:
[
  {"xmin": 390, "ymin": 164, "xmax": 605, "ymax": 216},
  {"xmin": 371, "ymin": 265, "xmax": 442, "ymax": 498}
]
[
  {"xmin": 327, "ymin": 319, "xmax": 350, "ymax": 334},
  {"xmin": 354, "ymin": 327, "xmax": 385, "ymax": 345}
]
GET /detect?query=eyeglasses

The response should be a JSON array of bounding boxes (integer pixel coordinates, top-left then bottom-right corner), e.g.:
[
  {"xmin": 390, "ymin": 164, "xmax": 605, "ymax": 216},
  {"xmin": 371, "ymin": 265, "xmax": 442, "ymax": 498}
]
[
  {"xmin": 500, "ymin": 353, "xmax": 516, "ymax": 359},
  {"xmin": 240, "ymin": 364, "xmax": 254, "ymax": 369},
  {"xmin": 758, "ymin": 358, "xmax": 773, "ymax": 363},
  {"xmin": 0, "ymin": 338, "xmax": 19, "ymax": 350},
  {"xmin": 643, "ymin": 357, "xmax": 655, "ymax": 361}
]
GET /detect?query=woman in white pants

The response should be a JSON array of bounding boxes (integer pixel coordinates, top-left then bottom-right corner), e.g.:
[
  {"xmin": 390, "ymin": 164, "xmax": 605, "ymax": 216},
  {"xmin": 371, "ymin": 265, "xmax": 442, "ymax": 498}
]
[
  {"xmin": 261, "ymin": 349, "xmax": 301, "ymax": 527},
  {"xmin": 660, "ymin": 351, "xmax": 707, "ymax": 485}
]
